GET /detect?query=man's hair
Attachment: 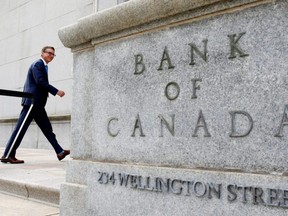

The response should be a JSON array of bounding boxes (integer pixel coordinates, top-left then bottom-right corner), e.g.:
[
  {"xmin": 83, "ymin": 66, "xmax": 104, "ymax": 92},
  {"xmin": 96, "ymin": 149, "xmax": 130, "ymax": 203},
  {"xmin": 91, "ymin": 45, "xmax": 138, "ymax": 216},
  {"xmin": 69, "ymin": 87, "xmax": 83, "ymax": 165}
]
[{"xmin": 41, "ymin": 46, "xmax": 55, "ymax": 53}]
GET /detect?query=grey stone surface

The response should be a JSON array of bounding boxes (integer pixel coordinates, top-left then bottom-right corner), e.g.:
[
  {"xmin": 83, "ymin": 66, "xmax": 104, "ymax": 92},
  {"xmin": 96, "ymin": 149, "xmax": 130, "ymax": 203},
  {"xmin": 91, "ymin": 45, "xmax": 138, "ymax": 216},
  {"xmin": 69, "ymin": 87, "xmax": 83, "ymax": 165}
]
[
  {"xmin": 59, "ymin": 0, "xmax": 288, "ymax": 215},
  {"xmin": 0, "ymin": 192, "xmax": 59, "ymax": 216},
  {"xmin": 64, "ymin": 161, "xmax": 288, "ymax": 216},
  {"xmin": 60, "ymin": 183, "xmax": 88, "ymax": 216},
  {"xmin": 90, "ymin": 1, "xmax": 288, "ymax": 173},
  {"xmin": 71, "ymin": 49, "xmax": 95, "ymax": 159}
]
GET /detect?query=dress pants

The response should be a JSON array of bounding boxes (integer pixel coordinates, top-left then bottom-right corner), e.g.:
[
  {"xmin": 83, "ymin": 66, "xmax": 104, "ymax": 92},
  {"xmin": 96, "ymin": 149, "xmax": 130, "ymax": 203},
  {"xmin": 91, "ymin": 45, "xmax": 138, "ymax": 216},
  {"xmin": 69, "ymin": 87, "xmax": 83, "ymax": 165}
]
[{"xmin": 3, "ymin": 105, "xmax": 63, "ymax": 158}]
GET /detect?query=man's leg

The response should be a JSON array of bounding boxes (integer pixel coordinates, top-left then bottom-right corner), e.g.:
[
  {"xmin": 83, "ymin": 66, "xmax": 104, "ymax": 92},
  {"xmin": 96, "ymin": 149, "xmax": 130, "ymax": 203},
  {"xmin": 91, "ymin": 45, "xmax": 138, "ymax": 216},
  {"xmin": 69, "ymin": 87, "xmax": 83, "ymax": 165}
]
[
  {"xmin": 3, "ymin": 105, "xmax": 33, "ymax": 158},
  {"xmin": 33, "ymin": 106, "xmax": 64, "ymax": 155}
]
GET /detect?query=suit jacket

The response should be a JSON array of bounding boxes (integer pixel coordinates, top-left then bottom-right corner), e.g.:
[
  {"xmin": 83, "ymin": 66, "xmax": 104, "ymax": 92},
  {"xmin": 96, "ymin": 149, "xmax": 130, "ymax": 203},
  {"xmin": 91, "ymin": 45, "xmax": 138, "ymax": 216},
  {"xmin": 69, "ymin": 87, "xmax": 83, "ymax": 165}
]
[{"xmin": 22, "ymin": 59, "xmax": 58, "ymax": 107}]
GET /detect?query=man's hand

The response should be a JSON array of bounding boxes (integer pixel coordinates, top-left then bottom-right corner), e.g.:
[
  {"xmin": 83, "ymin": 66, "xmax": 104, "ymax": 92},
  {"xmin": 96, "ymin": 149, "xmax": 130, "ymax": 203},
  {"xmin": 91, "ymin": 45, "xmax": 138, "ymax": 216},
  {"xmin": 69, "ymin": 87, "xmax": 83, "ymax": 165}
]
[{"xmin": 57, "ymin": 90, "xmax": 65, "ymax": 97}]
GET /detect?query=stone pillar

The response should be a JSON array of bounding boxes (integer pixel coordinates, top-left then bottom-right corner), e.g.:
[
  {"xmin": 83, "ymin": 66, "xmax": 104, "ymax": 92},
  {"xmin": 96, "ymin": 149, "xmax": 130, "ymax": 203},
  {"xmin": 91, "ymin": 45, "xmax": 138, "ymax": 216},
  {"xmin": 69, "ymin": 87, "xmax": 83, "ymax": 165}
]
[{"xmin": 59, "ymin": 0, "xmax": 288, "ymax": 215}]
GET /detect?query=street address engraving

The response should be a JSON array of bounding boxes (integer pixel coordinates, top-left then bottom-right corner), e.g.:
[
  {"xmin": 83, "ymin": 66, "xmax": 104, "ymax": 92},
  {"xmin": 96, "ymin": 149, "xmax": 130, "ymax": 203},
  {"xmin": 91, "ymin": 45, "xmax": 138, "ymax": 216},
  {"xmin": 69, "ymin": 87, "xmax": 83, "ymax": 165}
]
[{"xmin": 98, "ymin": 171, "xmax": 288, "ymax": 209}]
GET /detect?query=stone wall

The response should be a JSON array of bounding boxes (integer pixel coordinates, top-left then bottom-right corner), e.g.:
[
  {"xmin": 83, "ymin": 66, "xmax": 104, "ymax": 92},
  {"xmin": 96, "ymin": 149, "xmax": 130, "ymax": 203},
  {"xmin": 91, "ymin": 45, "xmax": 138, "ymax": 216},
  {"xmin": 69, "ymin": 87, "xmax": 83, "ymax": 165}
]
[{"xmin": 59, "ymin": 0, "xmax": 288, "ymax": 215}]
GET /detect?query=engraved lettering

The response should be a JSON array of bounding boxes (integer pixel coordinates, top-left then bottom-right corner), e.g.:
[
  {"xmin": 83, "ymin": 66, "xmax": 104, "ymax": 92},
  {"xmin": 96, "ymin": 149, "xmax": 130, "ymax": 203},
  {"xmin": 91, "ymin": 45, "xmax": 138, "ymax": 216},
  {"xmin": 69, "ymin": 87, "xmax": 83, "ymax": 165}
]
[
  {"xmin": 251, "ymin": 187, "xmax": 265, "ymax": 205},
  {"xmin": 228, "ymin": 32, "xmax": 249, "ymax": 59},
  {"xmin": 130, "ymin": 175, "xmax": 138, "ymax": 188},
  {"xmin": 170, "ymin": 179, "xmax": 183, "ymax": 195},
  {"xmin": 183, "ymin": 181, "xmax": 193, "ymax": 196},
  {"xmin": 267, "ymin": 188, "xmax": 280, "ymax": 207},
  {"xmin": 134, "ymin": 54, "xmax": 145, "ymax": 74},
  {"xmin": 101, "ymin": 172, "xmax": 109, "ymax": 184},
  {"xmin": 165, "ymin": 82, "xmax": 180, "ymax": 100},
  {"xmin": 159, "ymin": 114, "xmax": 175, "ymax": 137},
  {"xmin": 136, "ymin": 176, "xmax": 146, "ymax": 190},
  {"xmin": 98, "ymin": 171, "xmax": 288, "ymax": 209},
  {"xmin": 144, "ymin": 176, "xmax": 154, "ymax": 191},
  {"xmin": 107, "ymin": 117, "xmax": 120, "ymax": 137},
  {"xmin": 118, "ymin": 173, "xmax": 130, "ymax": 187},
  {"xmin": 192, "ymin": 110, "xmax": 211, "ymax": 137},
  {"xmin": 157, "ymin": 46, "xmax": 175, "ymax": 70},
  {"xmin": 192, "ymin": 181, "xmax": 207, "ymax": 197},
  {"xmin": 227, "ymin": 184, "xmax": 237, "ymax": 202},
  {"xmin": 280, "ymin": 190, "xmax": 288, "ymax": 207},
  {"xmin": 238, "ymin": 186, "xmax": 251, "ymax": 203},
  {"xmin": 109, "ymin": 172, "xmax": 116, "ymax": 185},
  {"xmin": 191, "ymin": 78, "xmax": 202, "ymax": 99},
  {"xmin": 229, "ymin": 111, "xmax": 253, "ymax": 137},
  {"xmin": 275, "ymin": 104, "xmax": 288, "ymax": 137},
  {"xmin": 155, "ymin": 178, "xmax": 170, "ymax": 192},
  {"xmin": 207, "ymin": 183, "xmax": 221, "ymax": 199},
  {"xmin": 131, "ymin": 114, "xmax": 145, "ymax": 137},
  {"xmin": 189, "ymin": 39, "xmax": 208, "ymax": 65},
  {"xmin": 98, "ymin": 171, "xmax": 104, "ymax": 184}
]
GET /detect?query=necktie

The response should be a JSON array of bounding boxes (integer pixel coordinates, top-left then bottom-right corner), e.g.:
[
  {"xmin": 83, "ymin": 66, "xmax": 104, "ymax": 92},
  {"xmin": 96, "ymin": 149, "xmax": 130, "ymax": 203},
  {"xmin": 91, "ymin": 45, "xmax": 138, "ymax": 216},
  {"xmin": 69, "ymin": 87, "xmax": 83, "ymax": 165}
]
[{"xmin": 45, "ymin": 65, "xmax": 48, "ymax": 74}]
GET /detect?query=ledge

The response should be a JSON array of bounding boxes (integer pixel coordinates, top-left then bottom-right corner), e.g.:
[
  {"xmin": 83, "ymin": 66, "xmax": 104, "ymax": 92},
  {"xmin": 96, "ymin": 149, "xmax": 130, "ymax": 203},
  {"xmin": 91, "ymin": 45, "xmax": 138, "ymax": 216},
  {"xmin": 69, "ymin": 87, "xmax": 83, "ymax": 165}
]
[
  {"xmin": 58, "ymin": 0, "xmax": 223, "ymax": 48},
  {"xmin": 0, "ymin": 179, "xmax": 59, "ymax": 206},
  {"xmin": 58, "ymin": 0, "xmax": 272, "ymax": 50},
  {"xmin": 0, "ymin": 115, "xmax": 71, "ymax": 124}
]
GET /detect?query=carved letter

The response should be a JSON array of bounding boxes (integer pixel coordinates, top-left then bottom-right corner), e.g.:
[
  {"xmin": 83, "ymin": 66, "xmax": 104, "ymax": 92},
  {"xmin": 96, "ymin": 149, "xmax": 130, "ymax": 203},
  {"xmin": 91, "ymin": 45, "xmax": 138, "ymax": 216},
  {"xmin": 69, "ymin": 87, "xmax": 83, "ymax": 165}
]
[
  {"xmin": 165, "ymin": 82, "xmax": 180, "ymax": 100},
  {"xmin": 144, "ymin": 176, "xmax": 154, "ymax": 191},
  {"xmin": 280, "ymin": 190, "xmax": 288, "ymax": 207},
  {"xmin": 227, "ymin": 184, "xmax": 237, "ymax": 202},
  {"xmin": 159, "ymin": 114, "xmax": 175, "ymax": 137},
  {"xmin": 170, "ymin": 179, "xmax": 183, "ymax": 195},
  {"xmin": 131, "ymin": 114, "xmax": 145, "ymax": 137},
  {"xmin": 155, "ymin": 178, "xmax": 170, "ymax": 193},
  {"xmin": 134, "ymin": 54, "xmax": 145, "ymax": 75},
  {"xmin": 192, "ymin": 182, "xmax": 207, "ymax": 197},
  {"xmin": 267, "ymin": 188, "xmax": 280, "ymax": 207},
  {"xmin": 107, "ymin": 117, "xmax": 120, "ymax": 137},
  {"xmin": 191, "ymin": 78, "xmax": 202, "ymax": 99},
  {"xmin": 229, "ymin": 111, "xmax": 253, "ymax": 137},
  {"xmin": 157, "ymin": 46, "xmax": 175, "ymax": 71},
  {"xmin": 136, "ymin": 176, "xmax": 145, "ymax": 190},
  {"xmin": 192, "ymin": 110, "xmax": 211, "ymax": 137},
  {"xmin": 118, "ymin": 173, "xmax": 130, "ymax": 187},
  {"xmin": 130, "ymin": 175, "xmax": 138, "ymax": 188},
  {"xmin": 275, "ymin": 105, "xmax": 288, "ymax": 137},
  {"xmin": 98, "ymin": 171, "xmax": 104, "ymax": 184},
  {"xmin": 207, "ymin": 183, "xmax": 221, "ymax": 199},
  {"xmin": 189, "ymin": 39, "xmax": 208, "ymax": 65},
  {"xmin": 251, "ymin": 187, "xmax": 265, "ymax": 205},
  {"xmin": 239, "ymin": 186, "xmax": 252, "ymax": 203},
  {"xmin": 228, "ymin": 32, "xmax": 249, "ymax": 59}
]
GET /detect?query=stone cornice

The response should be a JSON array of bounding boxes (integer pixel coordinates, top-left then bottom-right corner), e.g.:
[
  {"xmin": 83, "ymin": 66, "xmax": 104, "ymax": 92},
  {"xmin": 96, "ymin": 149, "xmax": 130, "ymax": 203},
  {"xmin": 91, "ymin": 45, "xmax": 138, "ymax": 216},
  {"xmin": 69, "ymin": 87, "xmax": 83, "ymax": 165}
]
[{"xmin": 58, "ymin": 0, "xmax": 272, "ymax": 50}]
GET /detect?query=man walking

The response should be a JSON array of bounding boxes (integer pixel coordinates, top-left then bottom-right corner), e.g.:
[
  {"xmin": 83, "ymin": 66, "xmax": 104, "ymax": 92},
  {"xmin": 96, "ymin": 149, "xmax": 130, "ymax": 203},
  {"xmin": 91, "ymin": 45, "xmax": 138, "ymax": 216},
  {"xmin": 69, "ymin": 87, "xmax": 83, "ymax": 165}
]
[{"xmin": 1, "ymin": 46, "xmax": 70, "ymax": 163}]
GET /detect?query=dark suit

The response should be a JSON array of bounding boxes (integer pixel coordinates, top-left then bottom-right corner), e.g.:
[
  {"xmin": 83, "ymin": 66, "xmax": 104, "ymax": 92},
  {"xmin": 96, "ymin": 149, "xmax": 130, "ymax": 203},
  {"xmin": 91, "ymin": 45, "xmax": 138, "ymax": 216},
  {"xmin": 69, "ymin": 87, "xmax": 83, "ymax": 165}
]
[{"xmin": 3, "ymin": 59, "xmax": 64, "ymax": 158}]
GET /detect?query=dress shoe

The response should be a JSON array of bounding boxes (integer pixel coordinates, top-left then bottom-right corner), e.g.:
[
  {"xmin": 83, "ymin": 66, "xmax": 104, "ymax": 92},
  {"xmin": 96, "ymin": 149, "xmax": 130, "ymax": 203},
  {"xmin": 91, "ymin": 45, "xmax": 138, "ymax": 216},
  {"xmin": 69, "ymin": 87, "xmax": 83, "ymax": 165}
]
[
  {"xmin": 57, "ymin": 150, "xmax": 70, "ymax": 161},
  {"xmin": 1, "ymin": 156, "xmax": 24, "ymax": 164}
]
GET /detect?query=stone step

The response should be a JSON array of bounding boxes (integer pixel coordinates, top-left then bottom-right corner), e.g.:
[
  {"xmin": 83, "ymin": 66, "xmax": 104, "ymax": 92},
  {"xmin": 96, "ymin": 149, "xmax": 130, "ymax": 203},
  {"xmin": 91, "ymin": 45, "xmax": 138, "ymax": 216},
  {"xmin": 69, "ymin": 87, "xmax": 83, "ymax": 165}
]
[
  {"xmin": 0, "ymin": 148, "xmax": 69, "ymax": 206},
  {"xmin": 0, "ymin": 178, "xmax": 60, "ymax": 206}
]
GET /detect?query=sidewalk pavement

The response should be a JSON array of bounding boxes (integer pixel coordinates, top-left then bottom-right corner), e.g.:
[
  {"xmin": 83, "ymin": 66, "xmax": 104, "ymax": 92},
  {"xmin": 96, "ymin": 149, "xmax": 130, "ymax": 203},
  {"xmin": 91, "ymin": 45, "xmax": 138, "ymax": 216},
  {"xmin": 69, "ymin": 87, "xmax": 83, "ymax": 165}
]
[
  {"xmin": 0, "ymin": 193, "xmax": 59, "ymax": 216},
  {"xmin": 0, "ymin": 148, "xmax": 70, "ymax": 216}
]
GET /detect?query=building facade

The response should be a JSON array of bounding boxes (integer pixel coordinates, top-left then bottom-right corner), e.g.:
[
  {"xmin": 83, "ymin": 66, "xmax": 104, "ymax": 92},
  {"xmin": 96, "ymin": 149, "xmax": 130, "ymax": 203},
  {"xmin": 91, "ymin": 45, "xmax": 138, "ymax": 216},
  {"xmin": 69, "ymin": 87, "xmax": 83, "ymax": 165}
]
[{"xmin": 0, "ymin": 0, "xmax": 127, "ymax": 150}]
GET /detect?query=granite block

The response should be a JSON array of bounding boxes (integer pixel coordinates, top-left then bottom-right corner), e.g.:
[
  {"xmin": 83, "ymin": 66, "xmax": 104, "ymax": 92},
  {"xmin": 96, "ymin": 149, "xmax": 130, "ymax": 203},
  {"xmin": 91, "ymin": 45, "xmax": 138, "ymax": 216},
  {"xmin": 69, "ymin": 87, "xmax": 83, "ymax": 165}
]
[
  {"xmin": 59, "ymin": 0, "xmax": 288, "ymax": 215},
  {"xmin": 87, "ymin": 1, "xmax": 288, "ymax": 173}
]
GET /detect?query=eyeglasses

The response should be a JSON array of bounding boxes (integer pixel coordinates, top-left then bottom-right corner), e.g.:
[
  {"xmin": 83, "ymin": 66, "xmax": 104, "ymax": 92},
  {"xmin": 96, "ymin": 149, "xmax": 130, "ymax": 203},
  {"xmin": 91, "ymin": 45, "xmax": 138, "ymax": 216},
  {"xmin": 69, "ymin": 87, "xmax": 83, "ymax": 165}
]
[{"xmin": 44, "ymin": 51, "xmax": 56, "ymax": 57}]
